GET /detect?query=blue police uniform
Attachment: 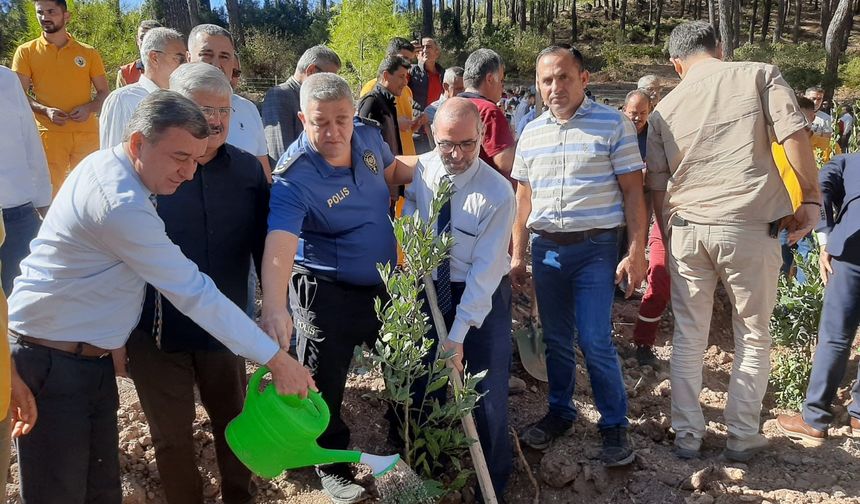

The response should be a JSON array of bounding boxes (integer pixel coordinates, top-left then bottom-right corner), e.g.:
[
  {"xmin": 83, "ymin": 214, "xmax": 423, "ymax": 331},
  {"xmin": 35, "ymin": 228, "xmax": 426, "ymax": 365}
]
[{"xmin": 267, "ymin": 117, "xmax": 396, "ymax": 454}]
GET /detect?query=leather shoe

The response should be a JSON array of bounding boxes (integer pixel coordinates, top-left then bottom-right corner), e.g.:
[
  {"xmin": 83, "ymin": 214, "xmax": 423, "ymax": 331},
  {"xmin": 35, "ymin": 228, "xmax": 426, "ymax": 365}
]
[
  {"xmin": 777, "ymin": 413, "xmax": 826, "ymax": 446},
  {"xmin": 850, "ymin": 416, "xmax": 860, "ymax": 438}
]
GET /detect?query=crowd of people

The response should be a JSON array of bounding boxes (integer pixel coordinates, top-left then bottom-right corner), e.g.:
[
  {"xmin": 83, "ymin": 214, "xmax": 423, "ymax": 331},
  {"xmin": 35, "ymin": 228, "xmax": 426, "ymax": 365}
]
[{"xmin": 1, "ymin": 1, "xmax": 860, "ymax": 502}]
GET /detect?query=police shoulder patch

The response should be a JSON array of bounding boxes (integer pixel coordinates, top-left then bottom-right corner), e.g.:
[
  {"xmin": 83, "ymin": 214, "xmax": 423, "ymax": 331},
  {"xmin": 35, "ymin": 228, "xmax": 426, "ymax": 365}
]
[
  {"xmin": 356, "ymin": 116, "xmax": 381, "ymax": 129},
  {"xmin": 273, "ymin": 151, "xmax": 304, "ymax": 176}
]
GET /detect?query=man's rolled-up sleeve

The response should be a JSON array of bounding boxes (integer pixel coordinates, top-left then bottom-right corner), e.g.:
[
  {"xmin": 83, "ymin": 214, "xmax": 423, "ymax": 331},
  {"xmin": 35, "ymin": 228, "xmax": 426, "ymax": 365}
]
[
  {"xmin": 762, "ymin": 65, "xmax": 809, "ymax": 144},
  {"xmin": 645, "ymin": 112, "xmax": 671, "ymax": 192}
]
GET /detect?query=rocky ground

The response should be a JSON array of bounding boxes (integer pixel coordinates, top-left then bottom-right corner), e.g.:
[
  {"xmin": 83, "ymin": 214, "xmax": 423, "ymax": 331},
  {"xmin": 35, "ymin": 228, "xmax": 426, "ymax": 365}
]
[{"xmin": 5, "ymin": 281, "xmax": 860, "ymax": 504}]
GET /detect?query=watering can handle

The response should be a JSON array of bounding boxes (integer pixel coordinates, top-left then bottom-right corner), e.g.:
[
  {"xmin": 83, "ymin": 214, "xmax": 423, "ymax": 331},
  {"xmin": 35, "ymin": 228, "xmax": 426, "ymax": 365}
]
[{"xmin": 248, "ymin": 366, "xmax": 269, "ymax": 397}]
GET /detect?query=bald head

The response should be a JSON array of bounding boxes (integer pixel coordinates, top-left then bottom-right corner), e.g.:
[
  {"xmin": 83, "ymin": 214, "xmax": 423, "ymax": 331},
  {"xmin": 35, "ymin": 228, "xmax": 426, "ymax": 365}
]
[
  {"xmin": 433, "ymin": 97, "xmax": 482, "ymax": 134},
  {"xmin": 433, "ymin": 97, "xmax": 483, "ymax": 174}
]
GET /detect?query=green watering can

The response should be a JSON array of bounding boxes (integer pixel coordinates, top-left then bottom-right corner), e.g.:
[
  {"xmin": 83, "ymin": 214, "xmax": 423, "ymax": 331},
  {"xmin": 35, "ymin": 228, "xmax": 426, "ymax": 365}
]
[{"xmin": 226, "ymin": 367, "xmax": 400, "ymax": 479}]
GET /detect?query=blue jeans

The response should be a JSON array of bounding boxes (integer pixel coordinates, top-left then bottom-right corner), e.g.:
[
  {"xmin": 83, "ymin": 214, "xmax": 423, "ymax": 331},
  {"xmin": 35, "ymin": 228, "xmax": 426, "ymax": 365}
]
[
  {"xmin": 531, "ymin": 232, "xmax": 629, "ymax": 429},
  {"xmin": 1, "ymin": 203, "xmax": 40, "ymax": 294},
  {"xmin": 802, "ymin": 258, "xmax": 860, "ymax": 430},
  {"xmin": 779, "ymin": 229, "xmax": 815, "ymax": 284}
]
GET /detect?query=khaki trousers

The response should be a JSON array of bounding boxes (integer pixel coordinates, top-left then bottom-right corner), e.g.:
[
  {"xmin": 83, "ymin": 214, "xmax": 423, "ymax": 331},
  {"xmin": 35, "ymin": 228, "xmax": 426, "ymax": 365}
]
[{"xmin": 668, "ymin": 221, "xmax": 782, "ymax": 441}]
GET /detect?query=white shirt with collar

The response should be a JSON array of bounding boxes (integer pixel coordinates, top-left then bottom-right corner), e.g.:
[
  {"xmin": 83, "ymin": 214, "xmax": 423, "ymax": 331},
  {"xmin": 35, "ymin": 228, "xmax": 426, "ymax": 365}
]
[
  {"xmin": 403, "ymin": 151, "xmax": 516, "ymax": 344},
  {"xmin": 7, "ymin": 144, "xmax": 279, "ymax": 365},
  {"xmin": 99, "ymin": 74, "xmax": 160, "ymax": 149},
  {"xmin": 229, "ymin": 94, "xmax": 268, "ymax": 157},
  {"xmin": 0, "ymin": 65, "xmax": 51, "ymax": 209}
]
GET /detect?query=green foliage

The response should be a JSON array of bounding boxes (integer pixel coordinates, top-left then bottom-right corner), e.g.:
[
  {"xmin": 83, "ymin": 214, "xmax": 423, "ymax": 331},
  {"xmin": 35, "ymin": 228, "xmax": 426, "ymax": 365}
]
[
  {"xmin": 769, "ymin": 249, "xmax": 824, "ymax": 409},
  {"xmin": 462, "ymin": 25, "xmax": 546, "ymax": 76},
  {"xmin": 13, "ymin": 0, "xmax": 141, "ymax": 89},
  {"xmin": 328, "ymin": 0, "xmax": 410, "ymax": 91},
  {"xmin": 838, "ymin": 54, "xmax": 860, "ymax": 91},
  {"xmin": 237, "ymin": 27, "xmax": 298, "ymax": 82},
  {"xmin": 0, "ymin": 0, "xmax": 29, "ymax": 65},
  {"xmin": 373, "ymin": 180, "xmax": 485, "ymax": 489},
  {"xmin": 595, "ymin": 39, "xmax": 665, "ymax": 77},
  {"xmin": 734, "ymin": 42, "xmax": 826, "ymax": 91}
]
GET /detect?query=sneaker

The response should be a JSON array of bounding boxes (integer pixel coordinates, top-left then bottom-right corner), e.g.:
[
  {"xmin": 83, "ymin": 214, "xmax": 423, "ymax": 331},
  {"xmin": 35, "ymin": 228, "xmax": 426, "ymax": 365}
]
[
  {"xmin": 776, "ymin": 413, "xmax": 826, "ymax": 446},
  {"xmin": 316, "ymin": 464, "xmax": 369, "ymax": 504},
  {"xmin": 600, "ymin": 426, "xmax": 635, "ymax": 467},
  {"xmin": 635, "ymin": 345, "xmax": 657, "ymax": 367},
  {"xmin": 673, "ymin": 432, "xmax": 702, "ymax": 459},
  {"xmin": 724, "ymin": 433, "xmax": 769, "ymax": 462},
  {"xmin": 519, "ymin": 412, "xmax": 574, "ymax": 450}
]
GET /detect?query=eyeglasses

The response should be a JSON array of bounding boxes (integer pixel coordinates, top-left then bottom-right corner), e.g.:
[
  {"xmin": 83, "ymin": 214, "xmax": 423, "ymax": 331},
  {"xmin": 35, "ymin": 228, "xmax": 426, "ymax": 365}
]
[
  {"xmin": 437, "ymin": 139, "xmax": 479, "ymax": 154},
  {"xmin": 153, "ymin": 50, "xmax": 187, "ymax": 64},
  {"xmin": 200, "ymin": 106, "xmax": 233, "ymax": 120}
]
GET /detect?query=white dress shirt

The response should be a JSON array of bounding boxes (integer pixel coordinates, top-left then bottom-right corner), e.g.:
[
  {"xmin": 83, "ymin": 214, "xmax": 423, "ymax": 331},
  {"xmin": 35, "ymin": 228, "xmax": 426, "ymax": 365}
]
[
  {"xmin": 229, "ymin": 94, "xmax": 268, "ymax": 157},
  {"xmin": 99, "ymin": 75, "xmax": 159, "ymax": 149},
  {"xmin": 7, "ymin": 144, "xmax": 279, "ymax": 364},
  {"xmin": 0, "ymin": 65, "xmax": 51, "ymax": 209},
  {"xmin": 812, "ymin": 110, "xmax": 833, "ymax": 136},
  {"xmin": 403, "ymin": 152, "xmax": 516, "ymax": 343}
]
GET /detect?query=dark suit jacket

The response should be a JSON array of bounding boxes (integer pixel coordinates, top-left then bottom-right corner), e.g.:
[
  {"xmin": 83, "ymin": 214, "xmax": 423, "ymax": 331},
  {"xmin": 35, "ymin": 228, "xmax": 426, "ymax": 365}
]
[
  {"xmin": 357, "ymin": 84, "xmax": 402, "ymax": 157},
  {"xmin": 818, "ymin": 153, "xmax": 860, "ymax": 264}
]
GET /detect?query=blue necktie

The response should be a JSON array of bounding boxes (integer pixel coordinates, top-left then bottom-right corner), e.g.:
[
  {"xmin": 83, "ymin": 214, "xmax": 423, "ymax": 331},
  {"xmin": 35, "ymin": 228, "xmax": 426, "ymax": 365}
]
[{"xmin": 436, "ymin": 176, "xmax": 453, "ymax": 315}]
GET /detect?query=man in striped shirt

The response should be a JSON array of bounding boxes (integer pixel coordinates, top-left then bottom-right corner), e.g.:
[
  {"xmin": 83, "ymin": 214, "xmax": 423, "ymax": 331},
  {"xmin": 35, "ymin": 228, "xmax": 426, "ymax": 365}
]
[{"xmin": 511, "ymin": 45, "xmax": 647, "ymax": 467}]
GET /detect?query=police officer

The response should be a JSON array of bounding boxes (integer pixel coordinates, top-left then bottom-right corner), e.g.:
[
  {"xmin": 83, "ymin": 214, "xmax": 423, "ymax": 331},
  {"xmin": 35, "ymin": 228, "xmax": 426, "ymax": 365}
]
[{"xmin": 260, "ymin": 72, "xmax": 413, "ymax": 504}]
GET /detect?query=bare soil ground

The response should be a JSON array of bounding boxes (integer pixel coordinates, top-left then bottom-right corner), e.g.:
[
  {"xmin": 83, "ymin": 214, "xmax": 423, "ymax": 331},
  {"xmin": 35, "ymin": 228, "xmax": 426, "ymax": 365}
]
[{"xmin": 5, "ymin": 279, "xmax": 860, "ymax": 504}]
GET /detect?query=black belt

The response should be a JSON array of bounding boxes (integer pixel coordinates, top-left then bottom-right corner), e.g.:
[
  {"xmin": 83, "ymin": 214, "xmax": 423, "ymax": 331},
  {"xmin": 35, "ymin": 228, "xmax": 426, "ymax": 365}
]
[
  {"xmin": 534, "ymin": 227, "xmax": 618, "ymax": 246},
  {"xmin": 10, "ymin": 330, "xmax": 111, "ymax": 359}
]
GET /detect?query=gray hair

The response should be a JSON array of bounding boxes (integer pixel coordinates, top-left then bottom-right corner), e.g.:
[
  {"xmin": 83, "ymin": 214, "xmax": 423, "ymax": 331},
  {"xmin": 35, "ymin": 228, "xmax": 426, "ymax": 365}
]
[
  {"xmin": 624, "ymin": 89, "xmax": 652, "ymax": 109},
  {"xmin": 123, "ymin": 89, "xmax": 209, "ymax": 143},
  {"xmin": 300, "ymin": 72, "xmax": 354, "ymax": 113},
  {"xmin": 443, "ymin": 66, "xmax": 464, "ymax": 85},
  {"xmin": 140, "ymin": 27, "xmax": 185, "ymax": 71},
  {"xmin": 189, "ymin": 23, "xmax": 235, "ymax": 49},
  {"xmin": 637, "ymin": 75, "xmax": 660, "ymax": 89},
  {"xmin": 295, "ymin": 45, "xmax": 342, "ymax": 75},
  {"xmin": 463, "ymin": 48, "xmax": 504, "ymax": 90},
  {"xmin": 668, "ymin": 21, "xmax": 718, "ymax": 60},
  {"xmin": 169, "ymin": 62, "xmax": 232, "ymax": 99},
  {"xmin": 805, "ymin": 85, "xmax": 824, "ymax": 95}
]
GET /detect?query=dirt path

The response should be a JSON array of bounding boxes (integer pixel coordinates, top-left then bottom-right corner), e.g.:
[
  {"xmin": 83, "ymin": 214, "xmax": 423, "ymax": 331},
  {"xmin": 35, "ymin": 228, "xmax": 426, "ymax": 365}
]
[{"xmin": 5, "ymin": 284, "xmax": 859, "ymax": 504}]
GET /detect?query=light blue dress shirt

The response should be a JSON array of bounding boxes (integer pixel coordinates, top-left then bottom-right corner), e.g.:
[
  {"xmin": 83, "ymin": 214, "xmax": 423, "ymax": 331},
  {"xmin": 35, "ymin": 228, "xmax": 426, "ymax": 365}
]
[
  {"xmin": 7, "ymin": 144, "xmax": 280, "ymax": 365},
  {"xmin": 403, "ymin": 151, "xmax": 516, "ymax": 343}
]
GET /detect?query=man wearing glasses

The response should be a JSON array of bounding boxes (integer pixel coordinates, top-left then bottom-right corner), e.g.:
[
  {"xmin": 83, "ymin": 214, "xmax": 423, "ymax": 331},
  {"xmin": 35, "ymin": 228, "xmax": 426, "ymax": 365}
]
[
  {"xmin": 121, "ymin": 63, "xmax": 272, "ymax": 504},
  {"xmin": 401, "ymin": 97, "xmax": 516, "ymax": 499},
  {"xmin": 99, "ymin": 27, "xmax": 186, "ymax": 148}
]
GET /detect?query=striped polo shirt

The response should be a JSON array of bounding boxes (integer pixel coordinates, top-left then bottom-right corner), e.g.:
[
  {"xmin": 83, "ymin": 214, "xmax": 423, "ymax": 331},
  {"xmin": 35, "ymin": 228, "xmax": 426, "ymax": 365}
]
[{"xmin": 512, "ymin": 98, "xmax": 644, "ymax": 233}]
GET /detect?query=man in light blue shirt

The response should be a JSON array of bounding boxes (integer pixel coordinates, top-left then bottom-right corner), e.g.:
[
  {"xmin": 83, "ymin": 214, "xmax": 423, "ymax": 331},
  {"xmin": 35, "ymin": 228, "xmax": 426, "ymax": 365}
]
[
  {"xmin": 7, "ymin": 90, "xmax": 315, "ymax": 503},
  {"xmin": 401, "ymin": 97, "xmax": 515, "ymax": 499}
]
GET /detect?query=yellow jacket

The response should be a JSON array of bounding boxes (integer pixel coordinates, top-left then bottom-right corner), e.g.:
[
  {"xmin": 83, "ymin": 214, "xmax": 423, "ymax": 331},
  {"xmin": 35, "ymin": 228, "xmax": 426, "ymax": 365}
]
[{"xmin": 772, "ymin": 135, "xmax": 839, "ymax": 211}]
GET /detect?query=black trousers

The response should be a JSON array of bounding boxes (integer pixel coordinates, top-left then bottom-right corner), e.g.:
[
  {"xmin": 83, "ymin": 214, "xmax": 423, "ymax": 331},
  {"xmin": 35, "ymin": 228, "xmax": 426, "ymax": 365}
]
[
  {"xmin": 12, "ymin": 341, "xmax": 121, "ymax": 504},
  {"xmin": 291, "ymin": 271, "xmax": 388, "ymax": 451},
  {"xmin": 126, "ymin": 330, "xmax": 253, "ymax": 504}
]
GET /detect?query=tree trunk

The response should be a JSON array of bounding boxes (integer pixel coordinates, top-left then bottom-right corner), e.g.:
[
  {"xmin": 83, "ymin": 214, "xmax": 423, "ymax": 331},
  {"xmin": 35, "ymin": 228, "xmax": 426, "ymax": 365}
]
[
  {"xmin": 653, "ymin": 0, "xmax": 663, "ymax": 43},
  {"xmin": 824, "ymin": 0, "xmax": 853, "ymax": 99},
  {"xmin": 709, "ymin": 0, "xmax": 719, "ymax": 33},
  {"xmin": 792, "ymin": 0, "xmax": 801, "ymax": 42},
  {"xmin": 762, "ymin": 0, "xmax": 772, "ymax": 40},
  {"xmin": 621, "ymin": 0, "xmax": 628, "ymax": 30},
  {"xmin": 841, "ymin": 8, "xmax": 854, "ymax": 50},
  {"xmin": 186, "ymin": 0, "xmax": 199, "ymax": 27},
  {"xmin": 749, "ymin": 0, "xmax": 758, "ymax": 43},
  {"xmin": 486, "ymin": 0, "xmax": 493, "ymax": 30},
  {"xmin": 160, "ymin": 0, "xmax": 192, "ymax": 34},
  {"xmin": 719, "ymin": 0, "xmax": 734, "ymax": 58},
  {"xmin": 733, "ymin": 0, "xmax": 740, "ymax": 48},
  {"xmin": 821, "ymin": 0, "xmax": 833, "ymax": 41},
  {"xmin": 226, "ymin": 0, "xmax": 243, "ymax": 46},
  {"xmin": 519, "ymin": 0, "xmax": 527, "ymax": 28},
  {"xmin": 423, "ymin": 0, "xmax": 434, "ymax": 35},
  {"xmin": 649, "ymin": 0, "xmax": 654, "ymax": 23},
  {"xmin": 680, "ymin": 0, "xmax": 686, "ymax": 16},
  {"xmin": 571, "ymin": 0, "xmax": 578, "ymax": 40},
  {"xmin": 774, "ymin": 0, "xmax": 784, "ymax": 40}
]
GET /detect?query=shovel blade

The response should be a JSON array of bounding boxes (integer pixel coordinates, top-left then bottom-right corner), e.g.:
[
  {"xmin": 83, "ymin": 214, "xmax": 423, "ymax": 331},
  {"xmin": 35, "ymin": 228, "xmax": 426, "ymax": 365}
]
[{"xmin": 514, "ymin": 321, "xmax": 548, "ymax": 382}]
